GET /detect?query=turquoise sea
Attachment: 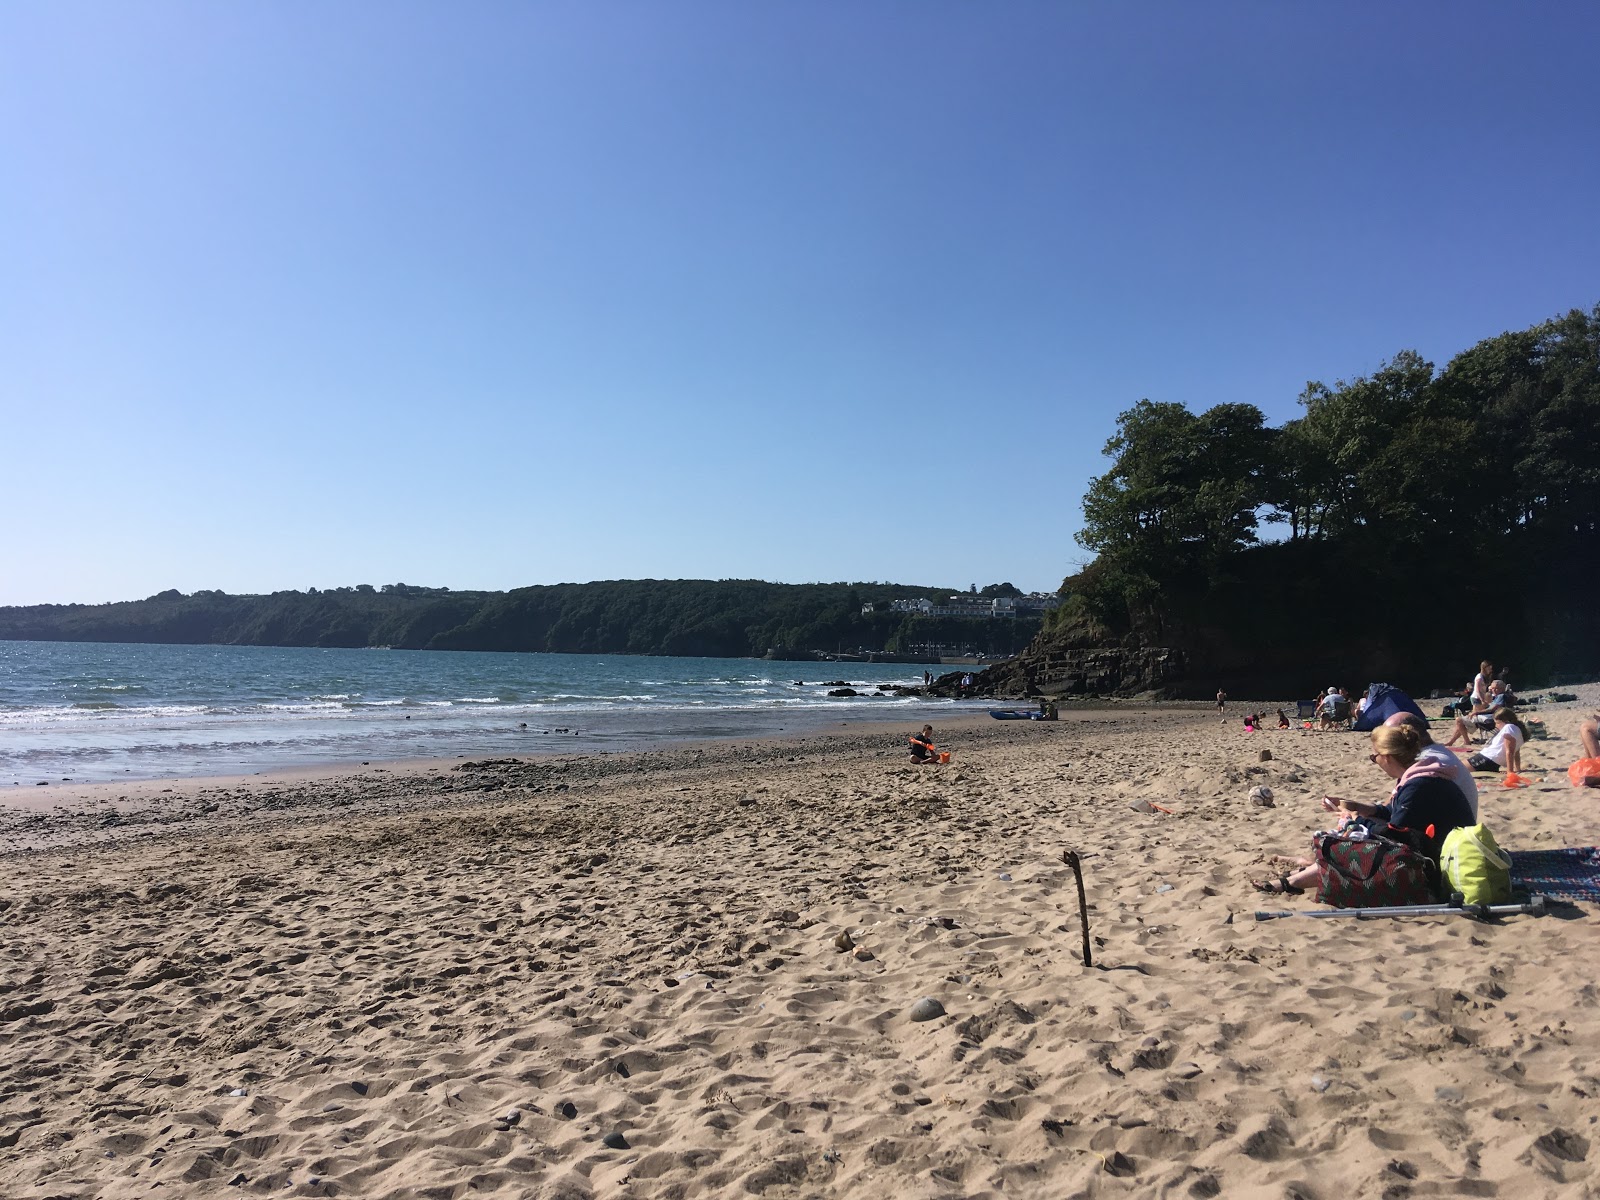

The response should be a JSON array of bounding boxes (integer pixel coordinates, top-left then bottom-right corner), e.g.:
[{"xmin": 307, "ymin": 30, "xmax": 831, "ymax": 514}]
[{"xmin": 0, "ymin": 641, "xmax": 983, "ymax": 784}]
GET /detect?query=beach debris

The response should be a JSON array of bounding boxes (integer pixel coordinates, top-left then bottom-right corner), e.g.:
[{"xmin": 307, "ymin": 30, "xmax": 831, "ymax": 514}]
[
  {"xmin": 1434, "ymin": 1086, "xmax": 1465, "ymax": 1103},
  {"xmin": 1062, "ymin": 849, "xmax": 1094, "ymax": 968},
  {"xmin": 1171, "ymin": 1063, "xmax": 1203, "ymax": 1080},
  {"xmin": 602, "ymin": 1131, "xmax": 630, "ymax": 1150},
  {"xmin": 1156, "ymin": 883, "xmax": 1174, "ymax": 893},
  {"xmin": 1249, "ymin": 786, "xmax": 1275, "ymax": 807},
  {"xmin": 998, "ymin": 872, "xmax": 1012, "ymax": 882},
  {"xmin": 493, "ymin": 1109, "xmax": 521, "ymax": 1132},
  {"xmin": 833, "ymin": 930, "xmax": 855, "ymax": 952},
  {"xmin": 1127, "ymin": 799, "xmax": 1156, "ymax": 813},
  {"xmin": 1259, "ymin": 749, "xmax": 1273, "ymax": 761},
  {"xmin": 1310, "ymin": 1074, "xmax": 1332, "ymax": 1093},
  {"xmin": 909, "ymin": 997, "xmax": 946, "ymax": 1022},
  {"xmin": 228, "ymin": 1088, "xmax": 248, "ymax": 1098},
  {"xmin": 1533, "ymin": 1128, "xmax": 1588, "ymax": 1163},
  {"xmin": 1103, "ymin": 1150, "xmax": 1135, "ymax": 1176}
]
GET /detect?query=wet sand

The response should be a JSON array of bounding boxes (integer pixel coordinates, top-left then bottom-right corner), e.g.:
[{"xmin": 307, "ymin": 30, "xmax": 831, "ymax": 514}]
[{"xmin": 2, "ymin": 692, "xmax": 1599, "ymax": 1197}]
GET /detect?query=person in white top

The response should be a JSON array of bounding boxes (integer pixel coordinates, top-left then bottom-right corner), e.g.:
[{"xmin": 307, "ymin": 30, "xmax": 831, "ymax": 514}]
[
  {"xmin": 1471, "ymin": 660, "xmax": 1494, "ymax": 707},
  {"xmin": 1468, "ymin": 709, "xmax": 1526, "ymax": 775}
]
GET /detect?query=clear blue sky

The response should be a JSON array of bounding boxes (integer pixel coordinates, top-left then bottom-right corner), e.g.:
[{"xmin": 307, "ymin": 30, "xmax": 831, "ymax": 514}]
[{"xmin": 5, "ymin": 1, "xmax": 1597, "ymax": 606}]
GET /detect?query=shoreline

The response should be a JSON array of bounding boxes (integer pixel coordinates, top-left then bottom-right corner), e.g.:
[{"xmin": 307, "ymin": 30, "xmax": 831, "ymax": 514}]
[{"xmin": 0, "ymin": 696, "xmax": 1219, "ymax": 808}]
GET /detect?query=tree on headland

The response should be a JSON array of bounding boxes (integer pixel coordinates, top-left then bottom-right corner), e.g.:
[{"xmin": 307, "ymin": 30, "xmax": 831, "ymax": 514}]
[{"xmin": 1054, "ymin": 304, "xmax": 1600, "ymax": 688}]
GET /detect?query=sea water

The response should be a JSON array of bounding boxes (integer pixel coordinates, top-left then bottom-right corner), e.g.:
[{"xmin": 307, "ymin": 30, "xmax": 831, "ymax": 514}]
[{"xmin": 0, "ymin": 641, "xmax": 984, "ymax": 784}]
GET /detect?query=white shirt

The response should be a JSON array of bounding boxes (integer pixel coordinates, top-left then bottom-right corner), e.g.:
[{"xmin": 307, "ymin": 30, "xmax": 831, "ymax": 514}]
[
  {"xmin": 1481, "ymin": 723, "xmax": 1525, "ymax": 769},
  {"xmin": 1472, "ymin": 672, "xmax": 1490, "ymax": 705}
]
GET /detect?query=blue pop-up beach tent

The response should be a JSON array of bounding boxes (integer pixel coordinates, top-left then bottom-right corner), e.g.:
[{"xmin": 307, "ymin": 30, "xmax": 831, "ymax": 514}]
[{"xmin": 1351, "ymin": 682, "xmax": 1428, "ymax": 732}]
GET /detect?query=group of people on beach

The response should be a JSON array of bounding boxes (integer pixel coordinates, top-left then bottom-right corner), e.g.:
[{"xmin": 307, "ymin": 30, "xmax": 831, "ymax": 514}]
[
  {"xmin": 1255, "ymin": 708, "xmax": 1479, "ymax": 898},
  {"xmin": 1254, "ymin": 656, "xmax": 1535, "ymax": 901}
]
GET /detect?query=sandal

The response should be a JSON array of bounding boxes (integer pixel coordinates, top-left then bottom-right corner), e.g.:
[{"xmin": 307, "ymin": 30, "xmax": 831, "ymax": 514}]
[{"xmin": 1252, "ymin": 875, "xmax": 1305, "ymax": 896}]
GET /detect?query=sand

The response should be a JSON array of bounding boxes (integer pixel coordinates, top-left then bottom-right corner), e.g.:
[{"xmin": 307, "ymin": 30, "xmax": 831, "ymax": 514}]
[{"xmin": 2, "ymin": 690, "xmax": 1599, "ymax": 1198}]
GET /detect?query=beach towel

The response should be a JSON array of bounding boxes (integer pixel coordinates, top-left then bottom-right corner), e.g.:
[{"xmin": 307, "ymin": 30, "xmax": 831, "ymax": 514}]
[{"xmin": 1507, "ymin": 846, "xmax": 1600, "ymax": 902}]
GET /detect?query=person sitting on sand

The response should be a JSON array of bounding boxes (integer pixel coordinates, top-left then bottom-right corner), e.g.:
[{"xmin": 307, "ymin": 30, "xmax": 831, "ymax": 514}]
[
  {"xmin": 1583, "ymin": 712, "xmax": 1600, "ymax": 760},
  {"xmin": 1387, "ymin": 710, "xmax": 1479, "ymax": 815},
  {"xmin": 1255, "ymin": 723, "xmax": 1475, "ymax": 896},
  {"xmin": 1277, "ymin": 709, "xmax": 1291, "ymax": 729},
  {"xmin": 909, "ymin": 725, "xmax": 940, "ymax": 764},
  {"xmin": 1443, "ymin": 679, "xmax": 1509, "ymax": 745},
  {"xmin": 1465, "ymin": 708, "xmax": 1526, "ymax": 775}
]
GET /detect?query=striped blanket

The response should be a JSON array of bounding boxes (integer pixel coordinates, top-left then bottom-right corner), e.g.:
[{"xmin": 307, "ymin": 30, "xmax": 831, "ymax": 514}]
[{"xmin": 1509, "ymin": 846, "xmax": 1600, "ymax": 902}]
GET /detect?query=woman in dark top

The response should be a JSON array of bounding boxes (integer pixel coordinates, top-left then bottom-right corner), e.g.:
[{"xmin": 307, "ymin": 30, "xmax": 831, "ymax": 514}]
[{"xmin": 1255, "ymin": 723, "xmax": 1475, "ymax": 894}]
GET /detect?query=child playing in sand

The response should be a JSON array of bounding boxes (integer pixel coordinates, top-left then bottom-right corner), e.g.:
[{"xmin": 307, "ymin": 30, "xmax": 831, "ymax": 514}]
[{"xmin": 909, "ymin": 726, "xmax": 940, "ymax": 764}]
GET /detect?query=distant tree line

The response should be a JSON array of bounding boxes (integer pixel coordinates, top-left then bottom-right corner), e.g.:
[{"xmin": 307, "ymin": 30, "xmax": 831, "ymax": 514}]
[
  {"xmin": 1047, "ymin": 304, "xmax": 1600, "ymax": 691},
  {"xmin": 0, "ymin": 579, "xmax": 1040, "ymax": 660}
]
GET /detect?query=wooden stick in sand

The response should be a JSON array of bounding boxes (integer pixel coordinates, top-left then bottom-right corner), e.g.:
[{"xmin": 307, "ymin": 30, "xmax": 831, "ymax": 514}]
[{"xmin": 1062, "ymin": 849, "xmax": 1092, "ymax": 968}]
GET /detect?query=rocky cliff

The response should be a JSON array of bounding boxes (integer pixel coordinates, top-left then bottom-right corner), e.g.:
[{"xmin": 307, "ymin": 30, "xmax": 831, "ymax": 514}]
[{"xmin": 935, "ymin": 645, "xmax": 1186, "ymax": 699}]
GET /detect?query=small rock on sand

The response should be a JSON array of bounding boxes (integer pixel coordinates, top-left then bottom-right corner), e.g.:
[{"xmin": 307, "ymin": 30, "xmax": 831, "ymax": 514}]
[
  {"xmin": 602, "ymin": 1131, "xmax": 630, "ymax": 1149},
  {"xmin": 833, "ymin": 930, "xmax": 855, "ymax": 952},
  {"xmin": 909, "ymin": 997, "xmax": 945, "ymax": 1022}
]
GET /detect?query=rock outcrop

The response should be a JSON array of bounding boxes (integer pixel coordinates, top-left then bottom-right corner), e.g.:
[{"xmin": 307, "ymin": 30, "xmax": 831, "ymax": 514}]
[{"xmin": 936, "ymin": 646, "xmax": 1185, "ymax": 699}]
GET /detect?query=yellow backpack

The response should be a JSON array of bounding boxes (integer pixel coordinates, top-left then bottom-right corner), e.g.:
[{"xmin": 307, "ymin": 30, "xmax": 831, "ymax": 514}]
[{"xmin": 1440, "ymin": 824, "xmax": 1512, "ymax": 906}]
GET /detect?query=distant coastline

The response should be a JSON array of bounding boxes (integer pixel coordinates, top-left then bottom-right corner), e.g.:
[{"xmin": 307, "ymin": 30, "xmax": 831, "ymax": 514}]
[{"xmin": 0, "ymin": 578, "xmax": 1044, "ymax": 663}]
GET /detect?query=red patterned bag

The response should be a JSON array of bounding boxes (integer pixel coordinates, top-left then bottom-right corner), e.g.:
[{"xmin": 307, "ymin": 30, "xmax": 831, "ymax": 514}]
[{"xmin": 1313, "ymin": 830, "xmax": 1441, "ymax": 908}]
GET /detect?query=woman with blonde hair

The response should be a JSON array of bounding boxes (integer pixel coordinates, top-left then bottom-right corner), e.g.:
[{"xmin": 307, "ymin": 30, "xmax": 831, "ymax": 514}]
[{"xmin": 1255, "ymin": 723, "xmax": 1475, "ymax": 896}]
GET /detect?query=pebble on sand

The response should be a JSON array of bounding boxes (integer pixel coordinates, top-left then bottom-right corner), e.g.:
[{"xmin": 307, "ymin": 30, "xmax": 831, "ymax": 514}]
[{"xmin": 602, "ymin": 1131, "xmax": 630, "ymax": 1150}]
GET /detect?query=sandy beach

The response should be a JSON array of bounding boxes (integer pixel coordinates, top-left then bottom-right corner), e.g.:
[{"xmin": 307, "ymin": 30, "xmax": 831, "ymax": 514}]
[{"xmin": 3, "ymin": 690, "xmax": 1599, "ymax": 1199}]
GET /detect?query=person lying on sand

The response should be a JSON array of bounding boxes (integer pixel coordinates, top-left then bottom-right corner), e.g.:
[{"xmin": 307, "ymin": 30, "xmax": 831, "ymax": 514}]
[{"xmin": 1255, "ymin": 723, "xmax": 1475, "ymax": 896}]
